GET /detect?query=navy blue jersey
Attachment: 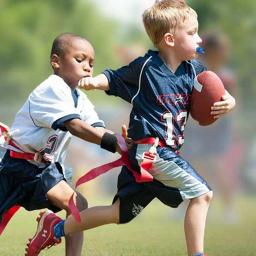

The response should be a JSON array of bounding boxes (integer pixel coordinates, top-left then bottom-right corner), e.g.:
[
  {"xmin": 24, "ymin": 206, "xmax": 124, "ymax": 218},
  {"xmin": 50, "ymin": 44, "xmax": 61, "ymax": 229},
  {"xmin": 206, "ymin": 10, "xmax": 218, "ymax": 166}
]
[{"xmin": 104, "ymin": 50, "xmax": 206, "ymax": 151}]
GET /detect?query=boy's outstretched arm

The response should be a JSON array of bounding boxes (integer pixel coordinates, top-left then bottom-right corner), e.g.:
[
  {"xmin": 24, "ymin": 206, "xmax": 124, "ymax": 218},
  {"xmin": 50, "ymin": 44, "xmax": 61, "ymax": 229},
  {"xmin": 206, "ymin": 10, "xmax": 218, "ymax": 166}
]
[
  {"xmin": 78, "ymin": 74, "xmax": 109, "ymax": 91},
  {"xmin": 211, "ymin": 89, "xmax": 236, "ymax": 119},
  {"xmin": 64, "ymin": 118, "xmax": 121, "ymax": 153}
]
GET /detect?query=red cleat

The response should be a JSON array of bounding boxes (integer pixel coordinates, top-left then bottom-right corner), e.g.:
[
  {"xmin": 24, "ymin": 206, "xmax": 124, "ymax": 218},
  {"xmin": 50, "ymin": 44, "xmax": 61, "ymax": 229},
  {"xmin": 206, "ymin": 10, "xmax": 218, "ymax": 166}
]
[{"xmin": 25, "ymin": 210, "xmax": 62, "ymax": 256}]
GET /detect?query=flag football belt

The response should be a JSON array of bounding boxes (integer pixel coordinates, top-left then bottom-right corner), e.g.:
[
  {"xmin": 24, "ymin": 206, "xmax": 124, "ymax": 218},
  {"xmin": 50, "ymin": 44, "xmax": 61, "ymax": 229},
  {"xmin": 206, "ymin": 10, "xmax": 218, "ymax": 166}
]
[
  {"xmin": 8, "ymin": 140, "xmax": 35, "ymax": 161},
  {"xmin": 68, "ymin": 136, "xmax": 167, "ymax": 222},
  {"xmin": 0, "ymin": 122, "xmax": 35, "ymax": 161}
]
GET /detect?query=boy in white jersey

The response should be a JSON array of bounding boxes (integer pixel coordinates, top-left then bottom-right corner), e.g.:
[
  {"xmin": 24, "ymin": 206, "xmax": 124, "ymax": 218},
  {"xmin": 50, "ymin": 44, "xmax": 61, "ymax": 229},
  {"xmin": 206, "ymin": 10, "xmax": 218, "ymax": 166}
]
[{"xmin": 0, "ymin": 33, "xmax": 120, "ymax": 256}]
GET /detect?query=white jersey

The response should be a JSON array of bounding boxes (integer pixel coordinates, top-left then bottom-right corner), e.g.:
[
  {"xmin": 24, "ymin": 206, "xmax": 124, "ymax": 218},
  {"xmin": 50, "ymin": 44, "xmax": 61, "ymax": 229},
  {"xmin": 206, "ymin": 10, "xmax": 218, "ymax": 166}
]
[{"xmin": 8, "ymin": 74, "xmax": 104, "ymax": 166}]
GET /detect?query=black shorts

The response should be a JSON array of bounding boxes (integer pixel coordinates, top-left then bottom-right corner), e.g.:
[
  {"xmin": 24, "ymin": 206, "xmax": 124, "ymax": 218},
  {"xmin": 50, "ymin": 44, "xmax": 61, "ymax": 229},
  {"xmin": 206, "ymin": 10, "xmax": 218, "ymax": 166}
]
[
  {"xmin": 113, "ymin": 166, "xmax": 183, "ymax": 224},
  {"xmin": 0, "ymin": 151, "xmax": 64, "ymax": 219}
]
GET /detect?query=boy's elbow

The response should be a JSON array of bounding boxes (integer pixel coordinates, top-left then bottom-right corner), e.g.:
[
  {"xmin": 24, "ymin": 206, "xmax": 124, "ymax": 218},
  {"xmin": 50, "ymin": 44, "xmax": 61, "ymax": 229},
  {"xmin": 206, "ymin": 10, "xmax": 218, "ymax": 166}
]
[{"xmin": 64, "ymin": 119, "xmax": 83, "ymax": 135}]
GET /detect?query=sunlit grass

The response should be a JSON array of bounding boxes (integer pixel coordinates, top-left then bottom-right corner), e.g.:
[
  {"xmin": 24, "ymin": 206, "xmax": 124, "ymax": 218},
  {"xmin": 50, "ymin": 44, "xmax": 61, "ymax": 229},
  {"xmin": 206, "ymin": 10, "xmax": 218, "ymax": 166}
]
[{"xmin": 0, "ymin": 195, "xmax": 255, "ymax": 256}]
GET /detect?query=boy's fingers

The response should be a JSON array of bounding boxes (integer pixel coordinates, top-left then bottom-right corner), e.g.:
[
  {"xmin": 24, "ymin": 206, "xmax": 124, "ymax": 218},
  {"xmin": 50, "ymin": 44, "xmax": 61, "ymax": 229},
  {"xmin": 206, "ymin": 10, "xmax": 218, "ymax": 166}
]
[
  {"xmin": 122, "ymin": 124, "xmax": 128, "ymax": 139},
  {"xmin": 78, "ymin": 78, "xmax": 88, "ymax": 87},
  {"xmin": 213, "ymin": 101, "xmax": 228, "ymax": 107},
  {"xmin": 211, "ymin": 105, "xmax": 228, "ymax": 111},
  {"xmin": 221, "ymin": 95, "xmax": 228, "ymax": 100},
  {"xmin": 211, "ymin": 110, "xmax": 225, "ymax": 115},
  {"xmin": 78, "ymin": 78, "xmax": 84, "ymax": 87}
]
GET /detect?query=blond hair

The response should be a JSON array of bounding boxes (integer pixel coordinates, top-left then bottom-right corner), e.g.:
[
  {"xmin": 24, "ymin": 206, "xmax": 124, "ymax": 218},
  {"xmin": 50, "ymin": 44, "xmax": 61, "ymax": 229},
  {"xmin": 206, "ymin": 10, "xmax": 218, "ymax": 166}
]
[{"xmin": 143, "ymin": 0, "xmax": 197, "ymax": 47}]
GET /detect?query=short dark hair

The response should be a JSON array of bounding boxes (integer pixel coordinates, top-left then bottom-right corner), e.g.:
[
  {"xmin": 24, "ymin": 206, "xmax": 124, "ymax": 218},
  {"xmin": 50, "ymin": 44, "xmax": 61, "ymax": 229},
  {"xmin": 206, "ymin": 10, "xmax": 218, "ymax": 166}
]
[{"xmin": 50, "ymin": 33, "xmax": 84, "ymax": 57}]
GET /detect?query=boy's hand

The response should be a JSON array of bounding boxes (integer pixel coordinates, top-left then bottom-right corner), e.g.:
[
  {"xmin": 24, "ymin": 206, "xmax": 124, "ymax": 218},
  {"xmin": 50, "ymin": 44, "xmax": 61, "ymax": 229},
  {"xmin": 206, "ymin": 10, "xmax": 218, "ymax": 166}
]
[
  {"xmin": 122, "ymin": 124, "xmax": 133, "ymax": 150},
  {"xmin": 211, "ymin": 90, "xmax": 236, "ymax": 119},
  {"xmin": 79, "ymin": 74, "xmax": 110, "ymax": 91},
  {"xmin": 78, "ymin": 77, "xmax": 98, "ymax": 90},
  {"xmin": 115, "ymin": 143, "xmax": 122, "ymax": 155},
  {"xmin": 114, "ymin": 125, "xmax": 131, "ymax": 155}
]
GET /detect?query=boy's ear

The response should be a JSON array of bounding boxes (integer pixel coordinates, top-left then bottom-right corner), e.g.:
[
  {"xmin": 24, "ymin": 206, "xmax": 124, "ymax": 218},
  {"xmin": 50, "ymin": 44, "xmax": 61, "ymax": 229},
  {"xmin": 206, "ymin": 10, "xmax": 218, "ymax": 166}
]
[
  {"xmin": 51, "ymin": 54, "xmax": 60, "ymax": 70},
  {"xmin": 164, "ymin": 32, "xmax": 175, "ymax": 47}
]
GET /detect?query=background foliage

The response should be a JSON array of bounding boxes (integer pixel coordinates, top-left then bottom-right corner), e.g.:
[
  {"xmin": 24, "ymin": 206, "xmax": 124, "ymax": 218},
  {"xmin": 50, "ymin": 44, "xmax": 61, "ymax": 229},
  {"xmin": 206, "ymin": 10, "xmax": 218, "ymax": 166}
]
[
  {"xmin": 0, "ymin": 0, "xmax": 255, "ymax": 123},
  {"xmin": 0, "ymin": 0, "xmax": 118, "ymax": 107}
]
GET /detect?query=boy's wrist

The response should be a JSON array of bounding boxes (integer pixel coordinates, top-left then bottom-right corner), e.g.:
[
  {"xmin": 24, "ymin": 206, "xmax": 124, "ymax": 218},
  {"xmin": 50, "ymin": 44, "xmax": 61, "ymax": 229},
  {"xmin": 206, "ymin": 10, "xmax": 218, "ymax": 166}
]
[
  {"xmin": 93, "ymin": 77, "xmax": 101, "ymax": 89},
  {"xmin": 100, "ymin": 132, "xmax": 117, "ymax": 153}
]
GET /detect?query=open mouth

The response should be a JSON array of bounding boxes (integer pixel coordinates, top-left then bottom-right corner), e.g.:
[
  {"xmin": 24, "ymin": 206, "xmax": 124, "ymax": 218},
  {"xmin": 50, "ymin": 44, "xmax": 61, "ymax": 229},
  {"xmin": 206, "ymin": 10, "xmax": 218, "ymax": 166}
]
[{"xmin": 82, "ymin": 75, "xmax": 91, "ymax": 79}]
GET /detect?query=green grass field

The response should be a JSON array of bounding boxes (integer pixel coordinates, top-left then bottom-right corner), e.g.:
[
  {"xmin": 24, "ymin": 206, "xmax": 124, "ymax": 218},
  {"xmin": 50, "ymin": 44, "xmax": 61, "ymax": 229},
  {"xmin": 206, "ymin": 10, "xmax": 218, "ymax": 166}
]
[{"xmin": 0, "ymin": 195, "xmax": 255, "ymax": 256}]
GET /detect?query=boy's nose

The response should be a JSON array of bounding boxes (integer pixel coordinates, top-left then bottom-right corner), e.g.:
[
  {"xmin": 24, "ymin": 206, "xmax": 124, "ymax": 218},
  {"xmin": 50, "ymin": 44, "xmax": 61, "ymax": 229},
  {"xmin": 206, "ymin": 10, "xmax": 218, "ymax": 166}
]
[
  {"xmin": 83, "ymin": 64, "xmax": 92, "ymax": 73},
  {"xmin": 197, "ymin": 35, "xmax": 203, "ymax": 44},
  {"xmin": 83, "ymin": 64, "xmax": 90, "ymax": 71}
]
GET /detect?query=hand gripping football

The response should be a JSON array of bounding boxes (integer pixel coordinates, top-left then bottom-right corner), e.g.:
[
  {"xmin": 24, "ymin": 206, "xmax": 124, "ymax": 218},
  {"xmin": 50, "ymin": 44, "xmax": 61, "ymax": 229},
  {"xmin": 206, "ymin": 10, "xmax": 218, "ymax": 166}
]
[{"xmin": 190, "ymin": 71, "xmax": 225, "ymax": 126}]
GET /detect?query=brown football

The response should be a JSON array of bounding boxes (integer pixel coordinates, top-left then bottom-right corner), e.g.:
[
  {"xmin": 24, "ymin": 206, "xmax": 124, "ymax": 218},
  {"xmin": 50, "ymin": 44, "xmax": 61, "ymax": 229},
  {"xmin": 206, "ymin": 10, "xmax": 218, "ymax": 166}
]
[{"xmin": 190, "ymin": 71, "xmax": 225, "ymax": 126}]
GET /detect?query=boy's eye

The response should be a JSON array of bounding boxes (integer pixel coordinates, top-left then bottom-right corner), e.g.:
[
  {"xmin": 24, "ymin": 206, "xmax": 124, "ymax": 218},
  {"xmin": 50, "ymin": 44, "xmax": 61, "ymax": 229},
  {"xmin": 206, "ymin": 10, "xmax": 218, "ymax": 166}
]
[
  {"xmin": 188, "ymin": 29, "xmax": 197, "ymax": 35},
  {"xmin": 75, "ymin": 57, "xmax": 83, "ymax": 63},
  {"xmin": 75, "ymin": 55, "xmax": 84, "ymax": 63}
]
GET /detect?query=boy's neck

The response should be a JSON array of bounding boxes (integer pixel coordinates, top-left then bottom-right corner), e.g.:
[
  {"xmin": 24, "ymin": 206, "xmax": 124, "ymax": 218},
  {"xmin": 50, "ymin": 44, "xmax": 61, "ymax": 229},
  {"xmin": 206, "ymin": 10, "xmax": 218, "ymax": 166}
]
[
  {"xmin": 158, "ymin": 51, "xmax": 182, "ymax": 73},
  {"xmin": 54, "ymin": 73, "xmax": 77, "ymax": 90}
]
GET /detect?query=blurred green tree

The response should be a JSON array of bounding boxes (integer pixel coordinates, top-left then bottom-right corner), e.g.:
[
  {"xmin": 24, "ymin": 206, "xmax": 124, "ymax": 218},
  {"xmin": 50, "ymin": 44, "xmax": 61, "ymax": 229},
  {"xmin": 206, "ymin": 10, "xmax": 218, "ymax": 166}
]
[{"xmin": 0, "ymin": 0, "xmax": 118, "ymax": 108}]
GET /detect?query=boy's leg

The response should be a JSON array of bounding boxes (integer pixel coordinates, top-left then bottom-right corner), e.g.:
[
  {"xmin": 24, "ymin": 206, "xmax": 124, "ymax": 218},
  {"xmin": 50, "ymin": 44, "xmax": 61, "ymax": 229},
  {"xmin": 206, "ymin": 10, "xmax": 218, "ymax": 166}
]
[
  {"xmin": 63, "ymin": 167, "xmax": 157, "ymax": 236},
  {"xmin": 23, "ymin": 157, "xmax": 88, "ymax": 256},
  {"xmin": 25, "ymin": 177, "xmax": 119, "ymax": 256},
  {"xmin": 63, "ymin": 166, "xmax": 184, "ymax": 236},
  {"xmin": 134, "ymin": 144, "xmax": 212, "ymax": 256},
  {"xmin": 184, "ymin": 191, "xmax": 213, "ymax": 256},
  {"xmin": 46, "ymin": 180, "xmax": 88, "ymax": 256},
  {"xmin": 64, "ymin": 167, "xmax": 157, "ymax": 235},
  {"xmin": 52, "ymin": 167, "xmax": 156, "ymax": 236},
  {"xmin": 64, "ymin": 199, "xmax": 120, "ymax": 234}
]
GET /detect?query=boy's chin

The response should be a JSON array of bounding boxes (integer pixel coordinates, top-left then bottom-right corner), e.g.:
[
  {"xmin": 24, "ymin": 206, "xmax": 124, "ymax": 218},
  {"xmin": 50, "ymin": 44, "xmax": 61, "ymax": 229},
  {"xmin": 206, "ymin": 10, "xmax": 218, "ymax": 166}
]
[
  {"xmin": 69, "ymin": 82, "xmax": 78, "ymax": 89},
  {"xmin": 194, "ymin": 53, "xmax": 200, "ymax": 59},
  {"xmin": 184, "ymin": 55, "xmax": 197, "ymax": 61},
  {"xmin": 192, "ymin": 53, "xmax": 199, "ymax": 59}
]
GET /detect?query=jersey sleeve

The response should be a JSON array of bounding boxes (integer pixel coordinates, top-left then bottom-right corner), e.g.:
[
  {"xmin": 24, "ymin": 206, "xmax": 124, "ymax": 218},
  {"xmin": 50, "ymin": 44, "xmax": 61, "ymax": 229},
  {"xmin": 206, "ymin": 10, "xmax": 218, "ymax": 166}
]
[
  {"xmin": 52, "ymin": 114, "xmax": 80, "ymax": 131},
  {"xmin": 103, "ymin": 58, "xmax": 143, "ymax": 103},
  {"xmin": 28, "ymin": 80, "xmax": 81, "ymax": 129}
]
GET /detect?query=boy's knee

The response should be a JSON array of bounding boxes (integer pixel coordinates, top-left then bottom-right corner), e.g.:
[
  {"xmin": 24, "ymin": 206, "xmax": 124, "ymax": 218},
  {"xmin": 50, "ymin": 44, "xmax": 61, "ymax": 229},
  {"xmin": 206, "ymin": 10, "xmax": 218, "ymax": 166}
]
[
  {"xmin": 190, "ymin": 191, "xmax": 213, "ymax": 206},
  {"xmin": 76, "ymin": 192, "xmax": 88, "ymax": 211},
  {"xmin": 62, "ymin": 192, "xmax": 88, "ymax": 214},
  {"xmin": 200, "ymin": 191, "xmax": 213, "ymax": 204},
  {"xmin": 206, "ymin": 191, "xmax": 213, "ymax": 201}
]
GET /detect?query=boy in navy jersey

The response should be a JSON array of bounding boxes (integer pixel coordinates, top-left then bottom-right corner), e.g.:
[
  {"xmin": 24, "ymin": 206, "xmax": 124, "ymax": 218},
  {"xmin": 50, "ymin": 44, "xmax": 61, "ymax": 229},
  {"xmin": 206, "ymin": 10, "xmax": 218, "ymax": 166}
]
[{"xmin": 27, "ymin": 1, "xmax": 236, "ymax": 256}]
